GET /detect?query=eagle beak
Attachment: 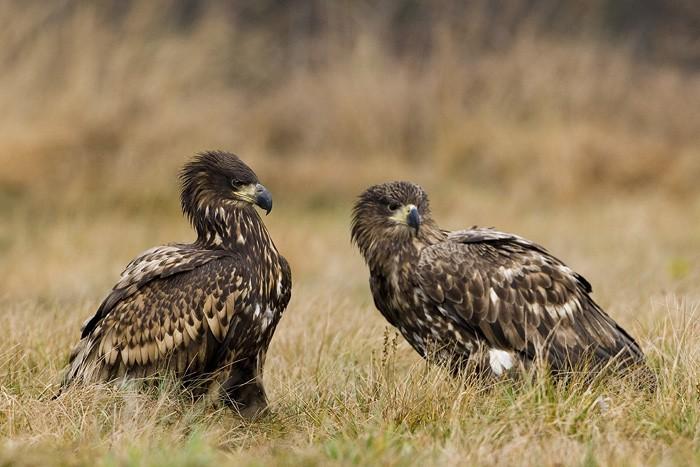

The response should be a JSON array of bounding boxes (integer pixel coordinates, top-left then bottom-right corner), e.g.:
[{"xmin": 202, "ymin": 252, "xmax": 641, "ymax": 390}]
[
  {"xmin": 406, "ymin": 205, "xmax": 421, "ymax": 233},
  {"xmin": 254, "ymin": 183, "xmax": 273, "ymax": 215}
]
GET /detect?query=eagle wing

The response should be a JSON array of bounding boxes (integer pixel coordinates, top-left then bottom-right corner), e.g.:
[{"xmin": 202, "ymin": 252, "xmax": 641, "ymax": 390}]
[
  {"xmin": 416, "ymin": 228, "xmax": 643, "ymax": 369},
  {"xmin": 67, "ymin": 246, "xmax": 250, "ymax": 383},
  {"xmin": 81, "ymin": 244, "xmax": 229, "ymax": 337}
]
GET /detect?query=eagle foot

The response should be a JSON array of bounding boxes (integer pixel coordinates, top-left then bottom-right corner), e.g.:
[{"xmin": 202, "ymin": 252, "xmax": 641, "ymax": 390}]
[{"xmin": 219, "ymin": 364, "xmax": 269, "ymax": 418}]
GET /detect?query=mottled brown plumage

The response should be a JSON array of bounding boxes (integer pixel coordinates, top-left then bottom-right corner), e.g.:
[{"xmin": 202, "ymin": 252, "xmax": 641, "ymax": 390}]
[
  {"xmin": 352, "ymin": 181, "xmax": 647, "ymax": 379},
  {"xmin": 61, "ymin": 151, "xmax": 291, "ymax": 416}
]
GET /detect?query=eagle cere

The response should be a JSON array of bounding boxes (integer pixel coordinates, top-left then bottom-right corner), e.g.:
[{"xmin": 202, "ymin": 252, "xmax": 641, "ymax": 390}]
[
  {"xmin": 61, "ymin": 151, "xmax": 292, "ymax": 416},
  {"xmin": 351, "ymin": 181, "xmax": 647, "ymax": 378}
]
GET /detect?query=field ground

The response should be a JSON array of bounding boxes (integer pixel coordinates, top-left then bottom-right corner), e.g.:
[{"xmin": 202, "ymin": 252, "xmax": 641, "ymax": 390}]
[
  {"xmin": 1, "ymin": 190, "xmax": 699, "ymax": 466},
  {"xmin": 1, "ymin": 2, "xmax": 700, "ymax": 465}
]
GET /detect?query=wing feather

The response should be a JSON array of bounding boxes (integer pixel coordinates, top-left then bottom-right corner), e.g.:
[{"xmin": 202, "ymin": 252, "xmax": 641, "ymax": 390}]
[
  {"xmin": 81, "ymin": 244, "xmax": 230, "ymax": 338},
  {"xmin": 417, "ymin": 228, "xmax": 643, "ymax": 370},
  {"xmin": 68, "ymin": 255, "xmax": 249, "ymax": 382}
]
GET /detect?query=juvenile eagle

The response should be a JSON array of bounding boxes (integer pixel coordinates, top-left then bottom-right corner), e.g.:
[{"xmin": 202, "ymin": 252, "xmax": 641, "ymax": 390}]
[
  {"xmin": 351, "ymin": 181, "xmax": 646, "ymax": 378},
  {"xmin": 61, "ymin": 151, "xmax": 291, "ymax": 416}
]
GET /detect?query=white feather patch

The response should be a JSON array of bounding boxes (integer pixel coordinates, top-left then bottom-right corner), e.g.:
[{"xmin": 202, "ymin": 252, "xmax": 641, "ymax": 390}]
[
  {"xmin": 488, "ymin": 349, "xmax": 514, "ymax": 376},
  {"xmin": 276, "ymin": 273, "xmax": 283, "ymax": 297},
  {"xmin": 500, "ymin": 266, "xmax": 515, "ymax": 281},
  {"xmin": 261, "ymin": 306, "xmax": 276, "ymax": 332},
  {"xmin": 546, "ymin": 299, "xmax": 579, "ymax": 320},
  {"xmin": 489, "ymin": 288, "xmax": 499, "ymax": 303}
]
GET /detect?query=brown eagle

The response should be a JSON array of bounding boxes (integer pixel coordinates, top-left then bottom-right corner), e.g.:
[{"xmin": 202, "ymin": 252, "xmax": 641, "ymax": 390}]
[
  {"xmin": 61, "ymin": 151, "xmax": 291, "ymax": 416},
  {"xmin": 351, "ymin": 181, "xmax": 646, "ymax": 378}
]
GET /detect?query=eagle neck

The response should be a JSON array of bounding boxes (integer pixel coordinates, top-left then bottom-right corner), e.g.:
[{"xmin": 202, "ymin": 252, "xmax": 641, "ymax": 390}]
[
  {"xmin": 194, "ymin": 202, "xmax": 277, "ymax": 258},
  {"xmin": 371, "ymin": 221, "xmax": 445, "ymax": 282}
]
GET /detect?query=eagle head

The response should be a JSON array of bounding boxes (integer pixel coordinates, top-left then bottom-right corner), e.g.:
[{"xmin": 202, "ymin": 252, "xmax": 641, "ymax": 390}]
[
  {"xmin": 351, "ymin": 181, "xmax": 432, "ymax": 264},
  {"xmin": 180, "ymin": 151, "xmax": 273, "ymax": 226}
]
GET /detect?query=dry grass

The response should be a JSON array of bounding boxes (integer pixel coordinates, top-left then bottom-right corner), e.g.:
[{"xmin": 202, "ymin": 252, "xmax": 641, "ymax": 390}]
[{"xmin": 1, "ymin": 2, "xmax": 700, "ymax": 466}]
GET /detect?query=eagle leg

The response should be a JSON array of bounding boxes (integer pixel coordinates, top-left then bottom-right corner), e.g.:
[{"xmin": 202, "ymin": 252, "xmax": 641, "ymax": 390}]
[{"xmin": 219, "ymin": 356, "xmax": 268, "ymax": 418}]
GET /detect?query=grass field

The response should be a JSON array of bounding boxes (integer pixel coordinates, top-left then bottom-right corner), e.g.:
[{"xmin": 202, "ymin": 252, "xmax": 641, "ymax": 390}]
[{"xmin": 1, "ymin": 2, "xmax": 700, "ymax": 466}]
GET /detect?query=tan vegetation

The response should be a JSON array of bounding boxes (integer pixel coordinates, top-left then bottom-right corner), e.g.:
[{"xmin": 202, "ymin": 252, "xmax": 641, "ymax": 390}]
[{"xmin": 1, "ymin": 1, "xmax": 699, "ymax": 465}]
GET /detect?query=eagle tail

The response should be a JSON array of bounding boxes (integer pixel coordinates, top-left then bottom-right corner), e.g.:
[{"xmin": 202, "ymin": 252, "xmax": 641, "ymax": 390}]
[
  {"xmin": 587, "ymin": 302, "xmax": 657, "ymax": 390},
  {"xmin": 53, "ymin": 338, "xmax": 100, "ymax": 398}
]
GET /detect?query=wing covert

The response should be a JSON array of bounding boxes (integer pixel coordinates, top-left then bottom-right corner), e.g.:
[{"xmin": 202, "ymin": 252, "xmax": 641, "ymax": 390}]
[
  {"xmin": 75, "ymin": 256, "xmax": 248, "ymax": 379},
  {"xmin": 82, "ymin": 244, "xmax": 230, "ymax": 337},
  {"xmin": 417, "ymin": 229, "xmax": 642, "ymax": 368}
]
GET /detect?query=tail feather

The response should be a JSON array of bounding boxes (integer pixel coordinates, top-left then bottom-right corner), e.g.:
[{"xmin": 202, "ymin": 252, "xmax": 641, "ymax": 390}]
[{"xmin": 53, "ymin": 338, "xmax": 99, "ymax": 399}]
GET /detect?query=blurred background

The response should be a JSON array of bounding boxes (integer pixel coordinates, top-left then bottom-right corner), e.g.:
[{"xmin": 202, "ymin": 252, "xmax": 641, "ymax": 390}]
[
  {"xmin": 0, "ymin": 0, "xmax": 698, "ymax": 314},
  {"xmin": 1, "ymin": 4, "xmax": 699, "ymax": 463}
]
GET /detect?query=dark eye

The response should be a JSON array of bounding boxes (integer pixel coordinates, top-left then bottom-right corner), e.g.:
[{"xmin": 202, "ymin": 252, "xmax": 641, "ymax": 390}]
[
  {"xmin": 231, "ymin": 179, "xmax": 240, "ymax": 188},
  {"xmin": 388, "ymin": 202, "xmax": 400, "ymax": 211}
]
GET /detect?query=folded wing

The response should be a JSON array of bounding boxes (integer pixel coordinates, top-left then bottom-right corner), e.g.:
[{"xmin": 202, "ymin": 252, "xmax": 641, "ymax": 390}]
[
  {"xmin": 66, "ymin": 246, "xmax": 243, "ymax": 383},
  {"xmin": 416, "ymin": 228, "xmax": 643, "ymax": 370},
  {"xmin": 81, "ymin": 244, "xmax": 230, "ymax": 337}
]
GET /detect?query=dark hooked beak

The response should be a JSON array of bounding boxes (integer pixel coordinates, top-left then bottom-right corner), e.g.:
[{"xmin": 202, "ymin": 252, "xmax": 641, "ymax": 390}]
[
  {"xmin": 254, "ymin": 183, "xmax": 273, "ymax": 215},
  {"xmin": 406, "ymin": 205, "xmax": 421, "ymax": 233}
]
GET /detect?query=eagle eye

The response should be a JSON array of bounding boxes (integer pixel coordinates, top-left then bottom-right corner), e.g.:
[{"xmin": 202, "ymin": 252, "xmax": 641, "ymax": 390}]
[{"xmin": 388, "ymin": 202, "xmax": 400, "ymax": 211}]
